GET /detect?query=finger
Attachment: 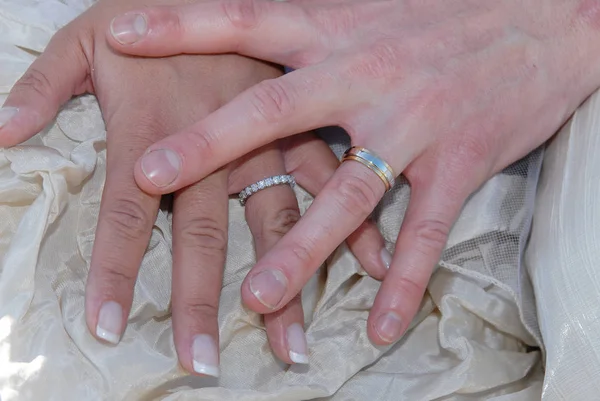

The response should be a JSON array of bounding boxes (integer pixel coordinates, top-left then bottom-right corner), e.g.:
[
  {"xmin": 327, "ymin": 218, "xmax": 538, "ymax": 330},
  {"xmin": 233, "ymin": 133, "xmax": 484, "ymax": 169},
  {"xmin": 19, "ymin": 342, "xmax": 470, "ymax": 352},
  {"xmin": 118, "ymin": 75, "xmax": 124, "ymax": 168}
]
[
  {"xmin": 237, "ymin": 145, "xmax": 308, "ymax": 364},
  {"xmin": 134, "ymin": 65, "xmax": 348, "ymax": 195},
  {"xmin": 106, "ymin": 1, "xmax": 320, "ymax": 66},
  {"xmin": 263, "ymin": 296, "xmax": 306, "ymax": 365},
  {"xmin": 345, "ymin": 222, "xmax": 391, "ymax": 278},
  {"xmin": 0, "ymin": 28, "xmax": 90, "ymax": 147},
  {"xmin": 240, "ymin": 160, "xmax": 386, "ymax": 313},
  {"xmin": 171, "ymin": 171, "xmax": 229, "ymax": 377},
  {"xmin": 367, "ymin": 182, "xmax": 465, "ymax": 345},
  {"xmin": 284, "ymin": 134, "xmax": 390, "ymax": 279},
  {"xmin": 85, "ymin": 120, "xmax": 160, "ymax": 345}
]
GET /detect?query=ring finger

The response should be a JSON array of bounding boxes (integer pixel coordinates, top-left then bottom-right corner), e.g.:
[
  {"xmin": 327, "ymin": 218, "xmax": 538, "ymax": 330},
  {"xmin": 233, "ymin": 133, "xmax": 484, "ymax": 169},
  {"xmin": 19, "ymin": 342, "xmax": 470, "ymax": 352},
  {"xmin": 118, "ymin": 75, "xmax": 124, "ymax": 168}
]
[
  {"xmin": 240, "ymin": 159, "xmax": 389, "ymax": 314},
  {"xmin": 231, "ymin": 143, "xmax": 308, "ymax": 365}
]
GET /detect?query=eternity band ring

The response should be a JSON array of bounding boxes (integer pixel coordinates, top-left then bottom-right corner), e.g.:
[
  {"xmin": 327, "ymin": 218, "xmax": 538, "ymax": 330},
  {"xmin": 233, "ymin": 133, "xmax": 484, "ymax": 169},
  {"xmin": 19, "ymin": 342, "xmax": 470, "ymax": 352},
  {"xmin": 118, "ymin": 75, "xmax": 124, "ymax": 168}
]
[
  {"xmin": 341, "ymin": 146, "xmax": 396, "ymax": 191},
  {"xmin": 238, "ymin": 175, "xmax": 296, "ymax": 206}
]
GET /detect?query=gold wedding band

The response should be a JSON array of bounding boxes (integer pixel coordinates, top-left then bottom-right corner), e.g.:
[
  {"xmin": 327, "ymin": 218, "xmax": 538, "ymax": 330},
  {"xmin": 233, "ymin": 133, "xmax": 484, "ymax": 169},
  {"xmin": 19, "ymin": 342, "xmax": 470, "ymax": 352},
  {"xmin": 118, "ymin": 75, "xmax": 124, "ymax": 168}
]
[{"xmin": 341, "ymin": 146, "xmax": 395, "ymax": 191}]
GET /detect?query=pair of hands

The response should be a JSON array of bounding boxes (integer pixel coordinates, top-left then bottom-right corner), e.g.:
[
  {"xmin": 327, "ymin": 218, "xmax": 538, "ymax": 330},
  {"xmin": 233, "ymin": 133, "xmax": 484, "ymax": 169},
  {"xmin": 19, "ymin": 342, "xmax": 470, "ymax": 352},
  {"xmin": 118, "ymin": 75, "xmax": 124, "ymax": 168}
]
[
  {"xmin": 0, "ymin": 0, "xmax": 389, "ymax": 376},
  {"xmin": 106, "ymin": 0, "xmax": 600, "ymax": 350},
  {"xmin": 3, "ymin": 0, "xmax": 600, "ymax": 378}
]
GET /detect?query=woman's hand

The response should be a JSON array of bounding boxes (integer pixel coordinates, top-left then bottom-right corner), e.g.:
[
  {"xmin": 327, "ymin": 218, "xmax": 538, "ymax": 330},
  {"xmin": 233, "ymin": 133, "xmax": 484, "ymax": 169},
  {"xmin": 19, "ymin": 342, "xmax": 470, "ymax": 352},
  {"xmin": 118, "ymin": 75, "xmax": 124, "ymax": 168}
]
[
  {"xmin": 0, "ymin": 0, "xmax": 389, "ymax": 375},
  {"xmin": 101, "ymin": 0, "xmax": 600, "ymax": 345}
]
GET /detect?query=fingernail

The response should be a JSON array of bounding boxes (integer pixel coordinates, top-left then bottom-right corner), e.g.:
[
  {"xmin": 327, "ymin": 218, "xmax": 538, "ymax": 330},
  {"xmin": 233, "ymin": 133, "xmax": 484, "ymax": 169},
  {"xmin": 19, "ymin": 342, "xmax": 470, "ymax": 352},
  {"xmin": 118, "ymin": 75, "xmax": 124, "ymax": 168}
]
[
  {"xmin": 249, "ymin": 269, "xmax": 288, "ymax": 309},
  {"xmin": 380, "ymin": 248, "xmax": 392, "ymax": 269},
  {"xmin": 110, "ymin": 13, "xmax": 148, "ymax": 45},
  {"xmin": 141, "ymin": 149, "xmax": 181, "ymax": 187},
  {"xmin": 192, "ymin": 334, "xmax": 220, "ymax": 377},
  {"xmin": 96, "ymin": 301, "xmax": 123, "ymax": 344},
  {"xmin": 375, "ymin": 312, "xmax": 403, "ymax": 343},
  {"xmin": 0, "ymin": 107, "xmax": 18, "ymax": 129},
  {"xmin": 286, "ymin": 323, "xmax": 309, "ymax": 364}
]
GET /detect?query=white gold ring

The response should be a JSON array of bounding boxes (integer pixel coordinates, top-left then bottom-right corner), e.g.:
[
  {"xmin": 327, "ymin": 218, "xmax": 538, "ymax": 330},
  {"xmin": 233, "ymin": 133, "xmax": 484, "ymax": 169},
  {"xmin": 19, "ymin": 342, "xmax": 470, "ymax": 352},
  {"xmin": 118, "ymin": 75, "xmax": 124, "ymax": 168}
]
[{"xmin": 239, "ymin": 175, "xmax": 296, "ymax": 206}]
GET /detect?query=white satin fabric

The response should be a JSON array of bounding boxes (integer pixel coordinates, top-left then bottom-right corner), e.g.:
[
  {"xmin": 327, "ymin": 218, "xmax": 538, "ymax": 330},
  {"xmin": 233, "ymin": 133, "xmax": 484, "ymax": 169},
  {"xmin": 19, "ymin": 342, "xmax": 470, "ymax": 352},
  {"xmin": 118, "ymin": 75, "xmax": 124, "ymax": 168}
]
[
  {"xmin": 526, "ymin": 90, "xmax": 600, "ymax": 400},
  {"xmin": 0, "ymin": 1, "xmax": 553, "ymax": 400}
]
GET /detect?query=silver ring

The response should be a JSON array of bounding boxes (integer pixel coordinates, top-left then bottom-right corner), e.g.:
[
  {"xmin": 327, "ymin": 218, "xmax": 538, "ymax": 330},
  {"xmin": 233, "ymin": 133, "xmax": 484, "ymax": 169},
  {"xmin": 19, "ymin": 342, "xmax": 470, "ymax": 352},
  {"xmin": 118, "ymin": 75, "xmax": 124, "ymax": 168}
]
[
  {"xmin": 239, "ymin": 175, "xmax": 296, "ymax": 206},
  {"xmin": 341, "ymin": 146, "xmax": 395, "ymax": 191}
]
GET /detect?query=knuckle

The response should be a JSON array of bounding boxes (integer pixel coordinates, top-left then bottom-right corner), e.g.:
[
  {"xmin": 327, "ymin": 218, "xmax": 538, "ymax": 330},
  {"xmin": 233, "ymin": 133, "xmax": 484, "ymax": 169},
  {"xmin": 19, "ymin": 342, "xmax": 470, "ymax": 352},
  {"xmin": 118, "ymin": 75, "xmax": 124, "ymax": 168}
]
[
  {"xmin": 332, "ymin": 174, "xmax": 379, "ymax": 218},
  {"xmin": 308, "ymin": 5, "xmax": 357, "ymax": 36},
  {"xmin": 393, "ymin": 275, "xmax": 426, "ymax": 299},
  {"xmin": 94, "ymin": 259, "xmax": 138, "ymax": 287},
  {"xmin": 159, "ymin": 8, "xmax": 185, "ymax": 36},
  {"xmin": 107, "ymin": 113, "xmax": 165, "ymax": 143},
  {"xmin": 346, "ymin": 41, "xmax": 404, "ymax": 79},
  {"xmin": 286, "ymin": 239, "xmax": 316, "ymax": 267},
  {"xmin": 179, "ymin": 300, "xmax": 219, "ymax": 321},
  {"xmin": 178, "ymin": 216, "xmax": 227, "ymax": 256},
  {"xmin": 412, "ymin": 217, "xmax": 450, "ymax": 254},
  {"xmin": 15, "ymin": 67, "xmax": 54, "ymax": 99},
  {"xmin": 182, "ymin": 128, "xmax": 217, "ymax": 158},
  {"xmin": 264, "ymin": 207, "xmax": 300, "ymax": 237},
  {"xmin": 454, "ymin": 135, "xmax": 490, "ymax": 164},
  {"xmin": 250, "ymin": 79, "xmax": 296, "ymax": 123},
  {"xmin": 438, "ymin": 134, "xmax": 492, "ymax": 185},
  {"xmin": 222, "ymin": 0, "xmax": 262, "ymax": 29},
  {"xmin": 103, "ymin": 198, "xmax": 153, "ymax": 241}
]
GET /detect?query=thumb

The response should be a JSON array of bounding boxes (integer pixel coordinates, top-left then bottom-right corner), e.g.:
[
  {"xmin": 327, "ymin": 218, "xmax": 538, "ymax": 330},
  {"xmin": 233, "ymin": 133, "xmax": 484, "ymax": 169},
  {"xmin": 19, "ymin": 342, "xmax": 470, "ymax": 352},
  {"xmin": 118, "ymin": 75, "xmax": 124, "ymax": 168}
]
[{"xmin": 0, "ymin": 28, "xmax": 91, "ymax": 147}]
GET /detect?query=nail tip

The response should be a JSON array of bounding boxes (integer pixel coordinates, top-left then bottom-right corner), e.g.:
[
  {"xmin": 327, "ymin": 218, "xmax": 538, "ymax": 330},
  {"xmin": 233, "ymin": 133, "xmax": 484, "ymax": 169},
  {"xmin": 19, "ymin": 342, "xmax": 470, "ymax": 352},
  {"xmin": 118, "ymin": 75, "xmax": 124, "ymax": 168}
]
[
  {"xmin": 380, "ymin": 248, "xmax": 392, "ymax": 269},
  {"xmin": 96, "ymin": 325, "xmax": 120, "ymax": 344},
  {"xmin": 193, "ymin": 361, "xmax": 220, "ymax": 378},
  {"xmin": 289, "ymin": 351, "xmax": 309, "ymax": 364}
]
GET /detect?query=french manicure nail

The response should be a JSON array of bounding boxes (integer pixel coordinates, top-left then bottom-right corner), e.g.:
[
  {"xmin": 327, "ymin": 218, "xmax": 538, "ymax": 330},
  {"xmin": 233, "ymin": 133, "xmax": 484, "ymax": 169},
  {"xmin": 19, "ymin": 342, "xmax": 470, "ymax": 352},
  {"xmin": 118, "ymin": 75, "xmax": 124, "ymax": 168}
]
[
  {"xmin": 192, "ymin": 334, "xmax": 220, "ymax": 377},
  {"xmin": 375, "ymin": 312, "xmax": 403, "ymax": 343},
  {"xmin": 287, "ymin": 323, "xmax": 309, "ymax": 364},
  {"xmin": 96, "ymin": 301, "xmax": 123, "ymax": 344},
  {"xmin": 141, "ymin": 149, "xmax": 181, "ymax": 187},
  {"xmin": 380, "ymin": 248, "xmax": 392, "ymax": 269},
  {"xmin": 110, "ymin": 13, "xmax": 148, "ymax": 45},
  {"xmin": 249, "ymin": 269, "xmax": 288, "ymax": 309},
  {"xmin": 0, "ymin": 107, "xmax": 18, "ymax": 129}
]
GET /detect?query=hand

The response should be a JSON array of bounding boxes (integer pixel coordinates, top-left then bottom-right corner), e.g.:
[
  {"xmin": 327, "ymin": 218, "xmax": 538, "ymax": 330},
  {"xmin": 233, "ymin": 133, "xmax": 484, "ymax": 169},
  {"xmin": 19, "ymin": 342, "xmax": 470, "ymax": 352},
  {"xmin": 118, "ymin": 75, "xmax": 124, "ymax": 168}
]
[
  {"xmin": 101, "ymin": 0, "xmax": 600, "ymax": 345},
  {"xmin": 0, "ymin": 0, "xmax": 389, "ymax": 374}
]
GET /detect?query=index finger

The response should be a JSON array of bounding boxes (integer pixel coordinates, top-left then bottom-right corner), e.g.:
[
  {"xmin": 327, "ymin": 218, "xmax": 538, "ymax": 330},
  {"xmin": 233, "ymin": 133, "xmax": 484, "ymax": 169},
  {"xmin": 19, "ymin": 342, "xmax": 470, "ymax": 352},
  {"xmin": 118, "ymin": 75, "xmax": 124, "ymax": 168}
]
[
  {"xmin": 105, "ymin": 1, "xmax": 321, "ymax": 67},
  {"xmin": 133, "ymin": 64, "xmax": 348, "ymax": 194}
]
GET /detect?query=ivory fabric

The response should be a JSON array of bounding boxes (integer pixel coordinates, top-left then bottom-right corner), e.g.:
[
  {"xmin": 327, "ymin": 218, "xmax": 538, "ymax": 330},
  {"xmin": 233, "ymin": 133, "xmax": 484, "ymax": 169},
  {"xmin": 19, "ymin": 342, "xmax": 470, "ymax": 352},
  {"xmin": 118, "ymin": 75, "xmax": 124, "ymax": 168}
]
[
  {"xmin": 525, "ymin": 90, "xmax": 600, "ymax": 400},
  {"xmin": 0, "ymin": 1, "xmax": 550, "ymax": 400}
]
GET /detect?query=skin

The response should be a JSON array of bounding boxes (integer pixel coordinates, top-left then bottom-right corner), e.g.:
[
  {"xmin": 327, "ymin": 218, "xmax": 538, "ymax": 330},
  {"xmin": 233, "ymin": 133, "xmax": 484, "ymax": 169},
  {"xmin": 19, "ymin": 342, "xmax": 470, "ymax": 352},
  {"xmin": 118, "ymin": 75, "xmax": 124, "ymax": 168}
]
[
  {"xmin": 0, "ymin": 0, "xmax": 389, "ymax": 375},
  {"xmin": 102, "ymin": 0, "xmax": 600, "ymax": 346}
]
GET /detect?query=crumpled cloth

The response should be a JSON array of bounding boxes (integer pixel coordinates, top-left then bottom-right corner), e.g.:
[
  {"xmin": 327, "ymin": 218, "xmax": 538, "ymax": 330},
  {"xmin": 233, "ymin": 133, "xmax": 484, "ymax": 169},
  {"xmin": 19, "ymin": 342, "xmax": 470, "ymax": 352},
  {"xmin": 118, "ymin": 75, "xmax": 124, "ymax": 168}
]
[{"xmin": 0, "ymin": 1, "xmax": 548, "ymax": 400}]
